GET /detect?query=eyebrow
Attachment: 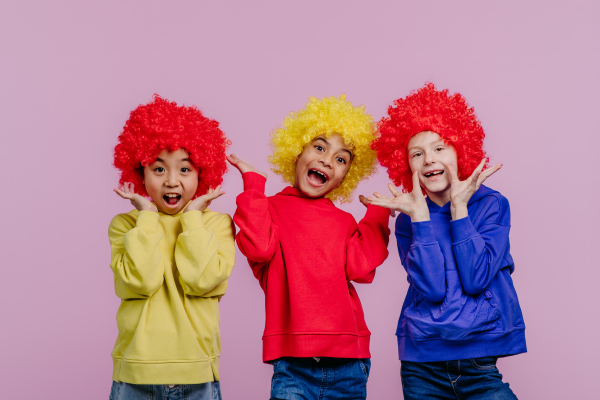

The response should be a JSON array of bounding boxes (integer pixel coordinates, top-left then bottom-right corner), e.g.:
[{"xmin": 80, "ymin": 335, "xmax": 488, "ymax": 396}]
[
  {"xmin": 313, "ymin": 138, "xmax": 353, "ymax": 158},
  {"xmin": 154, "ymin": 158, "xmax": 193, "ymax": 163}
]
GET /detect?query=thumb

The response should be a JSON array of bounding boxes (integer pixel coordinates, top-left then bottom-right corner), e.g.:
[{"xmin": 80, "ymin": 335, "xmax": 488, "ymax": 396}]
[{"xmin": 411, "ymin": 171, "xmax": 421, "ymax": 194}]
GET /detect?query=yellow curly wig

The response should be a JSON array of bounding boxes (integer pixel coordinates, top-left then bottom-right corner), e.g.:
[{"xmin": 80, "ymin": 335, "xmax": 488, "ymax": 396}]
[{"xmin": 268, "ymin": 95, "xmax": 377, "ymax": 203}]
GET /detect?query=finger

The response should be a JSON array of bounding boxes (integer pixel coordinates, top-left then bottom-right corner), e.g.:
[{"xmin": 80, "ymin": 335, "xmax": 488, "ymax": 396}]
[
  {"xmin": 114, "ymin": 188, "xmax": 132, "ymax": 199},
  {"xmin": 359, "ymin": 195, "xmax": 369, "ymax": 208},
  {"xmin": 387, "ymin": 183, "xmax": 401, "ymax": 197},
  {"xmin": 373, "ymin": 192, "xmax": 394, "ymax": 200},
  {"xmin": 391, "ymin": 210, "xmax": 397, "ymax": 217},
  {"xmin": 444, "ymin": 163, "xmax": 460, "ymax": 184},
  {"xmin": 410, "ymin": 171, "xmax": 423, "ymax": 196},
  {"xmin": 478, "ymin": 163, "xmax": 502, "ymax": 184}
]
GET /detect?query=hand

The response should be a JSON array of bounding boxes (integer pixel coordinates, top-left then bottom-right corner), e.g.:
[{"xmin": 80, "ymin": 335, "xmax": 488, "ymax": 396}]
[
  {"xmin": 184, "ymin": 185, "xmax": 225, "ymax": 213},
  {"xmin": 367, "ymin": 171, "xmax": 430, "ymax": 222},
  {"xmin": 447, "ymin": 159, "xmax": 502, "ymax": 220},
  {"xmin": 226, "ymin": 154, "xmax": 267, "ymax": 178},
  {"xmin": 114, "ymin": 183, "xmax": 158, "ymax": 212},
  {"xmin": 359, "ymin": 194, "xmax": 396, "ymax": 217}
]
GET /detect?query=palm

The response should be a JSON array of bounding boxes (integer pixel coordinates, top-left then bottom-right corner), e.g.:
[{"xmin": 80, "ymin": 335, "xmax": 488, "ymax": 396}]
[
  {"xmin": 185, "ymin": 186, "xmax": 225, "ymax": 213},
  {"xmin": 367, "ymin": 172, "xmax": 430, "ymax": 221},
  {"xmin": 448, "ymin": 159, "xmax": 502, "ymax": 208}
]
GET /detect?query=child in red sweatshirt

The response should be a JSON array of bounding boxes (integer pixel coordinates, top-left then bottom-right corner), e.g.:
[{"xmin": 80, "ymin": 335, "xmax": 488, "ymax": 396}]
[{"xmin": 227, "ymin": 95, "xmax": 391, "ymax": 400}]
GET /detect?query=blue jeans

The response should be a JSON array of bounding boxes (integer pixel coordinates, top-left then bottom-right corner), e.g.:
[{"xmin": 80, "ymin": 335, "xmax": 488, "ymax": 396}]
[
  {"xmin": 109, "ymin": 381, "xmax": 222, "ymax": 400},
  {"xmin": 270, "ymin": 357, "xmax": 370, "ymax": 400},
  {"xmin": 401, "ymin": 357, "xmax": 518, "ymax": 400}
]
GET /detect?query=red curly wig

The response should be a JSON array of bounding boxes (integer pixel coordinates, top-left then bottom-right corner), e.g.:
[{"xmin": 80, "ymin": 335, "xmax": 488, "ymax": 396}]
[
  {"xmin": 372, "ymin": 83, "xmax": 486, "ymax": 192},
  {"xmin": 113, "ymin": 95, "xmax": 231, "ymax": 198}
]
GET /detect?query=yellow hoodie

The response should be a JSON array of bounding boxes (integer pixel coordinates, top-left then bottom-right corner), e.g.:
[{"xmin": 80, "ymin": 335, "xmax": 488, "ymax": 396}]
[{"xmin": 108, "ymin": 208, "xmax": 235, "ymax": 385}]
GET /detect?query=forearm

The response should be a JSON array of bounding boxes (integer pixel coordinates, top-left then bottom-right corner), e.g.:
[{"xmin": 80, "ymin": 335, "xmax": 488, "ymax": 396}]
[
  {"xmin": 175, "ymin": 211, "xmax": 236, "ymax": 296},
  {"xmin": 345, "ymin": 204, "xmax": 391, "ymax": 283},
  {"xmin": 109, "ymin": 211, "xmax": 165, "ymax": 297},
  {"xmin": 233, "ymin": 172, "xmax": 279, "ymax": 262}
]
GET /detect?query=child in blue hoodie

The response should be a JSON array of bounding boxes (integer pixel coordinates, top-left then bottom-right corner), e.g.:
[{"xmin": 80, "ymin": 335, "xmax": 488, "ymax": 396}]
[{"xmin": 369, "ymin": 84, "xmax": 526, "ymax": 399}]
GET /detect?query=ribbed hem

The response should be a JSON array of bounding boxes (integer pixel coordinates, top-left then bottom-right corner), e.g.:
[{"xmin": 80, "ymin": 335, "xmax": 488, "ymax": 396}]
[
  {"xmin": 180, "ymin": 210, "xmax": 205, "ymax": 231},
  {"xmin": 450, "ymin": 216, "xmax": 478, "ymax": 243},
  {"xmin": 397, "ymin": 328, "xmax": 527, "ymax": 362},
  {"xmin": 242, "ymin": 171, "xmax": 266, "ymax": 192},
  {"xmin": 262, "ymin": 333, "xmax": 371, "ymax": 362},
  {"xmin": 112, "ymin": 356, "xmax": 219, "ymax": 384},
  {"xmin": 136, "ymin": 211, "xmax": 159, "ymax": 231},
  {"xmin": 411, "ymin": 221, "xmax": 436, "ymax": 244}
]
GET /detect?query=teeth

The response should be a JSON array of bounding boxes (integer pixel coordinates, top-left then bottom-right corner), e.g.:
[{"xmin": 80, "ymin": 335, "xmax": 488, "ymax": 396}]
[
  {"xmin": 312, "ymin": 170, "xmax": 326, "ymax": 178},
  {"xmin": 165, "ymin": 194, "xmax": 179, "ymax": 197}
]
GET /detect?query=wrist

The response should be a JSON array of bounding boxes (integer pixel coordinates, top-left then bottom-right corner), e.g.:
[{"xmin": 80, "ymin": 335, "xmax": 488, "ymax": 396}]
[
  {"xmin": 451, "ymin": 205, "xmax": 468, "ymax": 220},
  {"xmin": 411, "ymin": 210, "xmax": 430, "ymax": 222}
]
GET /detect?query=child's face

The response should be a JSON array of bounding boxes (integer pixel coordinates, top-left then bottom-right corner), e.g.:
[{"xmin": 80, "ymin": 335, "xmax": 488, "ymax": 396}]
[
  {"xmin": 143, "ymin": 148, "xmax": 199, "ymax": 214},
  {"xmin": 294, "ymin": 134, "xmax": 353, "ymax": 199},
  {"xmin": 407, "ymin": 131, "xmax": 458, "ymax": 202}
]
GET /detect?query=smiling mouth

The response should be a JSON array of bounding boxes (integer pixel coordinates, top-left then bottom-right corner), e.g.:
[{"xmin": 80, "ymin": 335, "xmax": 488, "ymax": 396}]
[
  {"xmin": 424, "ymin": 170, "xmax": 444, "ymax": 178},
  {"xmin": 307, "ymin": 169, "xmax": 328, "ymax": 186},
  {"xmin": 163, "ymin": 193, "xmax": 182, "ymax": 206}
]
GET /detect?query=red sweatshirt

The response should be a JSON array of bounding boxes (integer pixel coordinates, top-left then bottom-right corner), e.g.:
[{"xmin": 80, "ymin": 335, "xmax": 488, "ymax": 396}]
[{"xmin": 234, "ymin": 172, "xmax": 391, "ymax": 362}]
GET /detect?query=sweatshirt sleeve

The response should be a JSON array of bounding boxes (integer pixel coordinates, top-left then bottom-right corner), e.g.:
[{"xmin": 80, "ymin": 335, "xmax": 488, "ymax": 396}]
[
  {"xmin": 174, "ymin": 211, "xmax": 236, "ymax": 297},
  {"xmin": 108, "ymin": 211, "xmax": 165, "ymax": 299},
  {"xmin": 397, "ymin": 219, "xmax": 446, "ymax": 302},
  {"xmin": 451, "ymin": 196, "xmax": 511, "ymax": 295},
  {"xmin": 345, "ymin": 204, "xmax": 391, "ymax": 283},
  {"xmin": 233, "ymin": 172, "xmax": 280, "ymax": 276}
]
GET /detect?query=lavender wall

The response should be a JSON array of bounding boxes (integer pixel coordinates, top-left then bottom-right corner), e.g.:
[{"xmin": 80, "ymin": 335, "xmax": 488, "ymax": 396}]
[{"xmin": 1, "ymin": 1, "xmax": 598, "ymax": 398}]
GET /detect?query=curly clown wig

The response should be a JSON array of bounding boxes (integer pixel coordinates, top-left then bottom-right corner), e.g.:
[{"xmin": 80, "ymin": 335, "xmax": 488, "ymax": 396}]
[
  {"xmin": 372, "ymin": 83, "xmax": 486, "ymax": 193},
  {"xmin": 268, "ymin": 95, "xmax": 378, "ymax": 203},
  {"xmin": 113, "ymin": 95, "xmax": 231, "ymax": 198}
]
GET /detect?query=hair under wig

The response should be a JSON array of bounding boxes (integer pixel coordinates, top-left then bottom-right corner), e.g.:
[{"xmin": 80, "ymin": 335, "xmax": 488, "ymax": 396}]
[
  {"xmin": 372, "ymin": 83, "xmax": 486, "ymax": 193},
  {"xmin": 268, "ymin": 95, "xmax": 378, "ymax": 203},
  {"xmin": 113, "ymin": 95, "xmax": 231, "ymax": 198}
]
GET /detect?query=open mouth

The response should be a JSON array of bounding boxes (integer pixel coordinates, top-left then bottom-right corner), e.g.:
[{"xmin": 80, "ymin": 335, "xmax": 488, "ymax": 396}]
[
  {"xmin": 424, "ymin": 170, "xmax": 444, "ymax": 179},
  {"xmin": 307, "ymin": 169, "xmax": 329, "ymax": 187},
  {"xmin": 163, "ymin": 193, "xmax": 182, "ymax": 206}
]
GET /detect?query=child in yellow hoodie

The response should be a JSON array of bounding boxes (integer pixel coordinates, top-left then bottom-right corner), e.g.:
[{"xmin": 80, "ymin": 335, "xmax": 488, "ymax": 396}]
[{"xmin": 108, "ymin": 95, "xmax": 235, "ymax": 400}]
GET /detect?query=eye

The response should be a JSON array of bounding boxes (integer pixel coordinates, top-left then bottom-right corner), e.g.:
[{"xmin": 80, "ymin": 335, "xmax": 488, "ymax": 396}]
[
  {"xmin": 181, "ymin": 167, "xmax": 191, "ymax": 173},
  {"xmin": 336, "ymin": 157, "xmax": 347, "ymax": 164},
  {"xmin": 412, "ymin": 152, "xmax": 422, "ymax": 158},
  {"xmin": 154, "ymin": 167, "xmax": 165, "ymax": 173},
  {"xmin": 315, "ymin": 145, "xmax": 324, "ymax": 152},
  {"xmin": 435, "ymin": 146, "xmax": 444, "ymax": 152}
]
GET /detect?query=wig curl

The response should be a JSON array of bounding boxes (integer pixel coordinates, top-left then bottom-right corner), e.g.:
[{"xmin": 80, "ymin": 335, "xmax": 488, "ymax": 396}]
[
  {"xmin": 268, "ymin": 95, "xmax": 377, "ymax": 203},
  {"xmin": 113, "ymin": 95, "xmax": 231, "ymax": 198},
  {"xmin": 372, "ymin": 83, "xmax": 486, "ymax": 193}
]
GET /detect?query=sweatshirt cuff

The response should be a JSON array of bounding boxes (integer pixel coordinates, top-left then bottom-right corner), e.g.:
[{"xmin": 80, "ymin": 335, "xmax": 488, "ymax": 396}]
[
  {"xmin": 136, "ymin": 210, "xmax": 159, "ymax": 231},
  {"xmin": 450, "ymin": 216, "xmax": 478, "ymax": 243},
  {"xmin": 411, "ymin": 221, "xmax": 436, "ymax": 244},
  {"xmin": 180, "ymin": 210, "xmax": 205, "ymax": 231},
  {"xmin": 366, "ymin": 204, "xmax": 391, "ymax": 222},
  {"xmin": 242, "ymin": 171, "xmax": 266, "ymax": 192}
]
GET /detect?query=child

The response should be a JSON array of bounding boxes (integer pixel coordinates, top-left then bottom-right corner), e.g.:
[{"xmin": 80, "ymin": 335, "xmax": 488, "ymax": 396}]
[
  {"xmin": 369, "ymin": 84, "xmax": 526, "ymax": 399},
  {"xmin": 108, "ymin": 95, "xmax": 235, "ymax": 400},
  {"xmin": 227, "ymin": 95, "xmax": 391, "ymax": 400}
]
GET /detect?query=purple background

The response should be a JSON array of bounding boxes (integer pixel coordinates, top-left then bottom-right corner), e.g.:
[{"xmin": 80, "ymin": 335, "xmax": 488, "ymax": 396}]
[{"xmin": 1, "ymin": 1, "xmax": 598, "ymax": 399}]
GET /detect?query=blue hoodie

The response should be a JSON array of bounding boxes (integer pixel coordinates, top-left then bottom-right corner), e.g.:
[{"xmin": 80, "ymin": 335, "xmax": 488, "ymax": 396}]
[{"xmin": 395, "ymin": 185, "xmax": 526, "ymax": 362}]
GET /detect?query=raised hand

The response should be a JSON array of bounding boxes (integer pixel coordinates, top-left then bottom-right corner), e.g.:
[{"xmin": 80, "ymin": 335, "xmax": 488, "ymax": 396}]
[
  {"xmin": 367, "ymin": 171, "xmax": 430, "ymax": 222},
  {"xmin": 114, "ymin": 182, "xmax": 158, "ymax": 212},
  {"xmin": 359, "ymin": 194, "xmax": 396, "ymax": 216},
  {"xmin": 226, "ymin": 154, "xmax": 267, "ymax": 178},
  {"xmin": 184, "ymin": 185, "xmax": 225, "ymax": 213},
  {"xmin": 447, "ymin": 159, "xmax": 502, "ymax": 220}
]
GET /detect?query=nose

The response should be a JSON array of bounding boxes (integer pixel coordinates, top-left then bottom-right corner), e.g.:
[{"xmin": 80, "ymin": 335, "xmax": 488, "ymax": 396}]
[
  {"xmin": 319, "ymin": 154, "xmax": 334, "ymax": 168},
  {"xmin": 165, "ymin": 170, "xmax": 180, "ymax": 187},
  {"xmin": 424, "ymin": 151, "xmax": 436, "ymax": 166}
]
